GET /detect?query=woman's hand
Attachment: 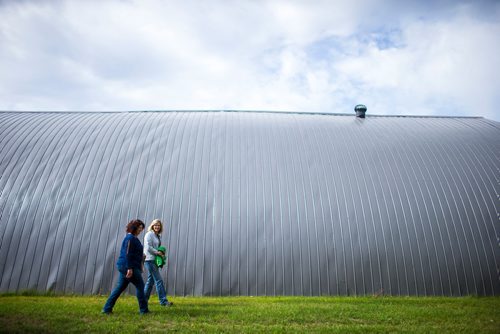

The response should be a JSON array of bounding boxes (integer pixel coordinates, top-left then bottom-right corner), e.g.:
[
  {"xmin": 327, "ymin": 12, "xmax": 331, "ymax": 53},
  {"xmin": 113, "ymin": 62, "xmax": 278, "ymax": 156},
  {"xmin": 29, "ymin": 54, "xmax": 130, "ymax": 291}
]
[{"xmin": 126, "ymin": 269, "xmax": 133, "ymax": 278}]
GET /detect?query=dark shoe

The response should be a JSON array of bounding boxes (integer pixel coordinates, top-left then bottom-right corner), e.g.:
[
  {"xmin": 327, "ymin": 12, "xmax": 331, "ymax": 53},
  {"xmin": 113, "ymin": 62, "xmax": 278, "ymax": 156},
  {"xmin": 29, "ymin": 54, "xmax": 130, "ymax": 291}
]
[
  {"xmin": 102, "ymin": 310, "xmax": 112, "ymax": 315},
  {"xmin": 161, "ymin": 301, "xmax": 174, "ymax": 307},
  {"xmin": 140, "ymin": 310, "xmax": 150, "ymax": 315}
]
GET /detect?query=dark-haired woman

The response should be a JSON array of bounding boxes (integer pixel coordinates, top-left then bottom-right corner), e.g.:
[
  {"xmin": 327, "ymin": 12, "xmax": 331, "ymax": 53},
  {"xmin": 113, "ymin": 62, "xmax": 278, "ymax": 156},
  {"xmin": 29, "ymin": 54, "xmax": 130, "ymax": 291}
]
[{"xmin": 102, "ymin": 219, "xmax": 149, "ymax": 315}]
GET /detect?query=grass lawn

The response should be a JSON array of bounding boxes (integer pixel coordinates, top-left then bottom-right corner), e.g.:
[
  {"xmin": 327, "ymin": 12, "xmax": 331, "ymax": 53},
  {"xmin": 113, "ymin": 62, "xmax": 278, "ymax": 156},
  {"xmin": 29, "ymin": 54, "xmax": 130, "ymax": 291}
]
[{"xmin": 0, "ymin": 294, "xmax": 498, "ymax": 333}]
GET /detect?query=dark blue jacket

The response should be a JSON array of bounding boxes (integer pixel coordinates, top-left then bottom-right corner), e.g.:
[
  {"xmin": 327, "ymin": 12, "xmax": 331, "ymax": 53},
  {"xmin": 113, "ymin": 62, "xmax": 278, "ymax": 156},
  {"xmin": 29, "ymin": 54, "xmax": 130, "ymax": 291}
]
[{"xmin": 116, "ymin": 233, "xmax": 144, "ymax": 270}]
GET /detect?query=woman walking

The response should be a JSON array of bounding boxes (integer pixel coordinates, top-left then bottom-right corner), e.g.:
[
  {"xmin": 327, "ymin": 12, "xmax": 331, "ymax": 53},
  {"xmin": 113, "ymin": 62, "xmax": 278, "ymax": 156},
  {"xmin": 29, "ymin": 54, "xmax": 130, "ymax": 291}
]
[
  {"xmin": 143, "ymin": 219, "xmax": 172, "ymax": 306},
  {"xmin": 102, "ymin": 219, "xmax": 149, "ymax": 315}
]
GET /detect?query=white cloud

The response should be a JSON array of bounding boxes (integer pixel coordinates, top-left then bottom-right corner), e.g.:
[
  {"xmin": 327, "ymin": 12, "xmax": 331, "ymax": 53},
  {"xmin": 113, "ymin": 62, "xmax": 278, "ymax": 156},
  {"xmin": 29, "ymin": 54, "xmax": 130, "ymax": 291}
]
[
  {"xmin": 335, "ymin": 7, "xmax": 500, "ymax": 118},
  {"xmin": 0, "ymin": 0, "xmax": 499, "ymax": 121}
]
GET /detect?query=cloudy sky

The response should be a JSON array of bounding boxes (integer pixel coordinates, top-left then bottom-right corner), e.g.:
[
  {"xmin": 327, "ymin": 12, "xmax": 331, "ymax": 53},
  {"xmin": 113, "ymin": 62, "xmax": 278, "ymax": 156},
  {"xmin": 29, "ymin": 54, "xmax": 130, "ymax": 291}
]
[{"xmin": 1, "ymin": 0, "xmax": 499, "ymax": 121}]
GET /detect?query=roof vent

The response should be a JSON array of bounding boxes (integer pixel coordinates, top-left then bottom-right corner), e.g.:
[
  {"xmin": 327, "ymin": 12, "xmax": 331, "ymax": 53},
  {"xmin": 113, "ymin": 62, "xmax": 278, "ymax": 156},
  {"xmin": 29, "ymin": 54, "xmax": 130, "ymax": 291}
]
[{"xmin": 354, "ymin": 104, "xmax": 367, "ymax": 118}]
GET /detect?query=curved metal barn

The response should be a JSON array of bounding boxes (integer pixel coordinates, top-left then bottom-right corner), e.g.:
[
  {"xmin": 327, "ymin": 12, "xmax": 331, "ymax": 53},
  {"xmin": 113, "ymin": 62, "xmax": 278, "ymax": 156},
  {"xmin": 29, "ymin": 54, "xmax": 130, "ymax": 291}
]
[{"xmin": 0, "ymin": 111, "xmax": 499, "ymax": 296}]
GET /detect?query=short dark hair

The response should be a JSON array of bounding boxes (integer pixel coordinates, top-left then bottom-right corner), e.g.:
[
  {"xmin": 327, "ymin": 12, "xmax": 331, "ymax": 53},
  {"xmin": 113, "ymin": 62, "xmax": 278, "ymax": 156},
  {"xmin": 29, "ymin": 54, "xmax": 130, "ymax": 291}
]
[{"xmin": 126, "ymin": 219, "xmax": 145, "ymax": 234}]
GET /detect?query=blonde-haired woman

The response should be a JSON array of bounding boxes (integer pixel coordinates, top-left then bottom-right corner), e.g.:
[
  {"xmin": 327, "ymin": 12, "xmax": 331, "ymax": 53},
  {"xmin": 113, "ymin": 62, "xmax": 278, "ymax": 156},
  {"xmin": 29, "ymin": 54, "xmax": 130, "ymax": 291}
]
[{"xmin": 143, "ymin": 219, "xmax": 172, "ymax": 306}]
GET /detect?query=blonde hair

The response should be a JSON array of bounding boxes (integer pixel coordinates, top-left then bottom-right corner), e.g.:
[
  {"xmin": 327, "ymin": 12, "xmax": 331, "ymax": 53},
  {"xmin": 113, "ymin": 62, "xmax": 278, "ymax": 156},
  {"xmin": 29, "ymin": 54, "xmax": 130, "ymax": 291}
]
[{"xmin": 147, "ymin": 219, "xmax": 163, "ymax": 233}]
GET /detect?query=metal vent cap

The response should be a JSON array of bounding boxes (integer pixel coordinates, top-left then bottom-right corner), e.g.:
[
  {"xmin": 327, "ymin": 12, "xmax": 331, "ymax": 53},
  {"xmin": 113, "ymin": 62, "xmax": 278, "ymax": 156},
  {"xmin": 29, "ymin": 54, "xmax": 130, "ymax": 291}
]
[{"xmin": 354, "ymin": 104, "xmax": 367, "ymax": 118}]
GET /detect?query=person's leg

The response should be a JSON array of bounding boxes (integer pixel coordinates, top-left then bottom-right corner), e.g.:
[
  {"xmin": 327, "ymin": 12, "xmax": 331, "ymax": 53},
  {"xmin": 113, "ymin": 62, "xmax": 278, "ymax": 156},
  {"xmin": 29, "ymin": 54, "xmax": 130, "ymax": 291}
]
[
  {"xmin": 130, "ymin": 268, "xmax": 149, "ymax": 314},
  {"xmin": 102, "ymin": 268, "xmax": 129, "ymax": 313},
  {"xmin": 143, "ymin": 261, "xmax": 155, "ymax": 301},
  {"xmin": 148, "ymin": 262, "xmax": 168, "ymax": 305}
]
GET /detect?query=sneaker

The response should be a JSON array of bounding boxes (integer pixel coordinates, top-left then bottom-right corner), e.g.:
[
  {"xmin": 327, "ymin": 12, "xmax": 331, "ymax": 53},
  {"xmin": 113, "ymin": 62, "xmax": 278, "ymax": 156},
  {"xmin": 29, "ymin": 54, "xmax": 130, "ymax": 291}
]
[
  {"xmin": 161, "ymin": 301, "xmax": 174, "ymax": 307},
  {"xmin": 101, "ymin": 310, "xmax": 112, "ymax": 315},
  {"xmin": 140, "ymin": 310, "xmax": 150, "ymax": 315}
]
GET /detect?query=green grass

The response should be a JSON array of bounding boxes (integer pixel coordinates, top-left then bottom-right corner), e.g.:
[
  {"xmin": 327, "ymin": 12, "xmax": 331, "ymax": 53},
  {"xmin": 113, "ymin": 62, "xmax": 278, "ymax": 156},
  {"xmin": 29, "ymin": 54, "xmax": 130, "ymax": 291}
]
[{"xmin": 0, "ymin": 295, "xmax": 498, "ymax": 333}]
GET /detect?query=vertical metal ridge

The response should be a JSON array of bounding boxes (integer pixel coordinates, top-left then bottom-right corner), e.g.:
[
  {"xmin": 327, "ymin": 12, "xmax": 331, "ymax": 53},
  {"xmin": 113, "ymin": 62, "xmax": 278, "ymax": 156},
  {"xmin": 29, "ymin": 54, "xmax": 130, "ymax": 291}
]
[
  {"xmin": 81, "ymin": 113, "xmax": 143, "ymax": 294},
  {"xmin": 307, "ymin": 116, "xmax": 334, "ymax": 295},
  {"xmin": 364, "ymin": 119, "xmax": 398, "ymax": 294},
  {"xmin": 1, "ymin": 112, "xmax": 498, "ymax": 296},
  {"xmin": 0, "ymin": 113, "xmax": 47, "ymax": 226},
  {"xmin": 236, "ymin": 113, "xmax": 243, "ymax": 295},
  {"xmin": 242, "ymin": 114, "xmax": 251, "ymax": 295},
  {"xmin": 383, "ymin": 120, "xmax": 420, "ymax": 295},
  {"xmin": 184, "ymin": 115, "xmax": 201, "ymax": 295},
  {"xmin": 141, "ymin": 113, "xmax": 171, "ymax": 220},
  {"xmin": 220, "ymin": 112, "xmax": 228, "ymax": 295},
  {"xmin": 413, "ymin": 118, "xmax": 472, "ymax": 294},
  {"xmin": 158, "ymin": 111, "xmax": 184, "ymax": 295},
  {"xmin": 134, "ymin": 113, "xmax": 165, "ymax": 219},
  {"xmin": 400, "ymin": 124, "xmax": 431, "ymax": 295},
  {"xmin": 0, "ymin": 112, "xmax": 29, "ymax": 164},
  {"xmin": 191, "ymin": 112, "xmax": 209, "ymax": 295},
  {"xmin": 227, "ymin": 112, "xmax": 236, "ymax": 296},
  {"xmin": 375, "ymin": 119, "xmax": 411, "ymax": 294},
  {"xmin": 263, "ymin": 113, "xmax": 276, "ymax": 296},
  {"xmin": 428, "ymin": 119, "xmax": 482, "ymax": 294},
  {"xmin": 274, "ymin": 115, "xmax": 297, "ymax": 295},
  {"xmin": 67, "ymin": 113, "xmax": 133, "ymax": 293},
  {"xmin": 325, "ymin": 122, "xmax": 351, "ymax": 295},
  {"xmin": 253, "ymin": 113, "xmax": 266, "ymax": 295},
  {"xmin": 372, "ymin": 119, "xmax": 406, "ymax": 295},
  {"xmin": 123, "ymin": 115, "xmax": 157, "ymax": 220},
  {"xmin": 2, "ymin": 112, "xmax": 76, "ymax": 290},
  {"xmin": 0, "ymin": 113, "xmax": 60, "ymax": 225},
  {"xmin": 0, "ymin": 112, "xmax": 31, "ymax": 150},
  {"xmin": 260, "ymin": 113, "xmax": 271, "ymax": 295},
  {"xmin": 452, "ymin": 147, "xmax": 496, "ymax": 294},
  {"xmin": 285, "ymin": 115, "xmax": 305, "ymax": 295},
  {"xmin": 14, "ymin": 113, "xmax": 94, "ymax": 290},
  {"xmin": 290, "ymin": 114, "xmax": 315, "ymax": 295},
  {"xmin": 348, "ymin": 122, "xmax": 378, "ymax": 295},
  {"xmin": 268, "ymin": 114, "xmax": 286, "ymax": 295},
  {"xmin": 233, "ymin": 113, "xmax": 242, "ymax": 296},
  {"xmin": 433, "ymin": 119, "xmax": 497, "ymax": 294},
  {"xmin": 334, "ymin": 121, "xmax": 362, "ymax": 295},
  {"xmin": 395, "ymin": 119, "xmax": 446, "ymax": 295},
  {"xmin": 157, "ymin": 111, "xmax": 189, "ymax": 294},
  {"xmin": 170, "ymin": 112, "xmax": 195, "ymax": 294},
  {"xmin": 93, "ymin": 113, "xmax": 139, "ymax": 293},
  {"xmin": 385, "ymin": 119, "xmax": 431, "ymax": 295},
  {"xmin": 118, "ymin": 114, "xmax": 160, "ymax": 295},
  {"xmin": 354, "ymin": 119, "xmax": 386, "ymax": 295},
  {"xmin": 181, "ymin": 111, "xmax": 203, "ymax": 296},
  {"xmin": 460, "ymin": 143, "xmax": 500, "ymax": 294},
  {"xmin": 315, "ymin": 120, "xmax": 342, "ymax": 295},
  {"xmin": 211, "ymin": 113, "xmax": 221, "ymax": 295},
  {"xmin": 156, "ymin": 111, "xmax": 187, "ymax": 295},
  {"xmin": 30, "ymin": 112, "xmax": 101, "ymax": 293},
  {"xmin": 220, "ymin": 112, "xmax": 229, "ymax": 295},
  {"xmin": 85, "ymin": 113, "xmax": 137, "ymax": 294},
  {"xmin": 0, "ymin": 113, "xmax": 75, "ymax": 291},
  {"xmin": 248, "ymin": 114, "xmax": 257, "ymax": 294},
  {"xmin": 454, "ymin": 120, "xmax": 500, "ymax": 294},
  {"xmin": 293, "ymin": 116, "xmax": 323, "ymax": 295},
  {"xmin": 199, "ymin": 112, "xmax": 215, "ymax": 295}
]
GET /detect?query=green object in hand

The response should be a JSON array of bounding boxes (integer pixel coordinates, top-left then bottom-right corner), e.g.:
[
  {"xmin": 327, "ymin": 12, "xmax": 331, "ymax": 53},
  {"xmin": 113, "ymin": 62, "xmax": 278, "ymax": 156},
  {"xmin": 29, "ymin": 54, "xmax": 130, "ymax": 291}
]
[{"xmin": 155, "ymin": 246, "xmax": 167, "ymax": 268}]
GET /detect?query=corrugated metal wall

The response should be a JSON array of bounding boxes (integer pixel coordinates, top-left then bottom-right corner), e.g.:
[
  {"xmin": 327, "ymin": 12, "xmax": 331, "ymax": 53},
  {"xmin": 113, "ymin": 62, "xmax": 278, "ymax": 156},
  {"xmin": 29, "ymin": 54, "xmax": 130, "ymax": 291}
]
[{"xmin": 0, "ymin": 111, "xmax": 499, "ymax": 296}]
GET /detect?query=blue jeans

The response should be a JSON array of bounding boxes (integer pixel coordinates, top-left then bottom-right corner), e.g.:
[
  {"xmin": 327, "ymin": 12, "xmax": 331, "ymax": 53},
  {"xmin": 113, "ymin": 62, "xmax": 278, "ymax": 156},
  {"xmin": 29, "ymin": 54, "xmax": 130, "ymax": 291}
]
[
  {"xmin": 144, "ymin": 260, "xmax": 168, "ymax": 305},
  {"xmin": 102, "ymin": 266, "xmax": 149, "ymax": 314}
]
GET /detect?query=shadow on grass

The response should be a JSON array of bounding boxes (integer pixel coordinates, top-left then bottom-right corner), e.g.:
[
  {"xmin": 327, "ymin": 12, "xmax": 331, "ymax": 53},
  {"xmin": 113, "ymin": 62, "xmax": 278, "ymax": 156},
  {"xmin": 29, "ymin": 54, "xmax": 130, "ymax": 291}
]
[{"xmin": 144, "ymin": 302, "xmax": 233, "ymax": 319}]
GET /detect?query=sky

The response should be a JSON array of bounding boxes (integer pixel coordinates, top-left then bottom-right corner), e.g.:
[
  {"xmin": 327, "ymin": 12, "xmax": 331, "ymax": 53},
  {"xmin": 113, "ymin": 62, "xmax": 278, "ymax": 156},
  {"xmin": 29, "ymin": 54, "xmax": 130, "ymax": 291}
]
[{"xmin": 1, "ymin": 0, "xmax": 499, "ymax": 121}]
